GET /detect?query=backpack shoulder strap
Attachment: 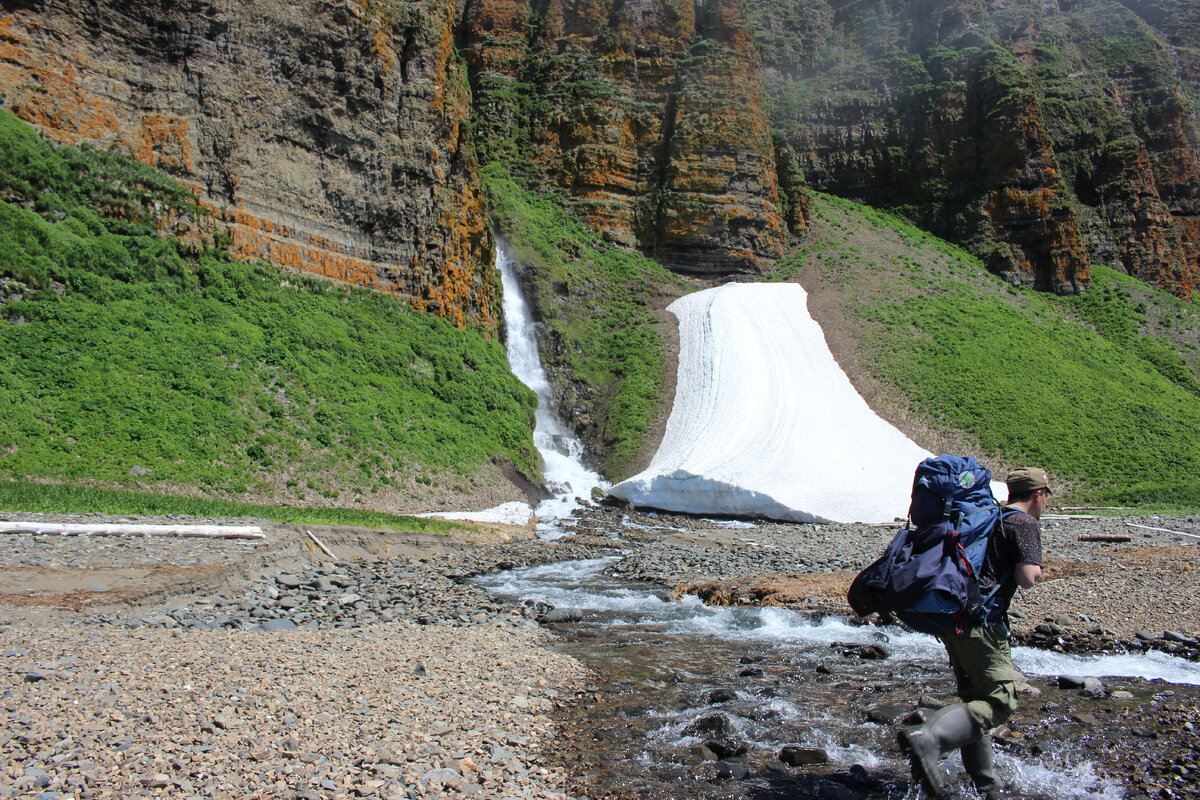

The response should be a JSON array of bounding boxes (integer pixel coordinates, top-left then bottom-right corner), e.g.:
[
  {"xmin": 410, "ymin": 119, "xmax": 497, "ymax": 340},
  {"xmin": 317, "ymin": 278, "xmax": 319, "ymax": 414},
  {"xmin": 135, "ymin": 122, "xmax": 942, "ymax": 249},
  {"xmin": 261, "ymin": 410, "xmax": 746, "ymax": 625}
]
[{"xmin": 978, "ymin": 509, "xmax": 1018, "ymax": 617}]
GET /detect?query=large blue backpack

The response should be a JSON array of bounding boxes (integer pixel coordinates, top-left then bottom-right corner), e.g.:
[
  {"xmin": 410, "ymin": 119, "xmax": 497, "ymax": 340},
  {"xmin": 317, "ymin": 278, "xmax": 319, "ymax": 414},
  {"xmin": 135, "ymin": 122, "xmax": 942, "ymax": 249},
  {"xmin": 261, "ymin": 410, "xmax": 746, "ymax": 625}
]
[{"xmin": 847, "ymin": 455, "xmax": 1015, "ymax": 635}]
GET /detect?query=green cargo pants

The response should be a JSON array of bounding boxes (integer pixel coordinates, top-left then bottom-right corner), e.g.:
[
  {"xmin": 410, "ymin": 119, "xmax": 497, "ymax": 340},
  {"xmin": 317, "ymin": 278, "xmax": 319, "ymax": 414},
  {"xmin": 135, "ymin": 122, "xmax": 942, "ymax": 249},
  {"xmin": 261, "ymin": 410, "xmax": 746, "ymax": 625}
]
[{"xmin": 938, "ymin": 623, "xmax": 1019, "ymax": 731}]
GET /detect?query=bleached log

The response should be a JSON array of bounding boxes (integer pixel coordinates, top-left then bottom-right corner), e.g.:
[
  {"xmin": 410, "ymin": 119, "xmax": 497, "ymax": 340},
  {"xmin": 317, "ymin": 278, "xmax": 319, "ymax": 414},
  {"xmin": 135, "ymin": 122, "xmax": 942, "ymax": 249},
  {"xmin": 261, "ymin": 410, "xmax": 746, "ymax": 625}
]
[
  {"xmin": 305, "ymin": 529, "xmax": 337, "ymax": 560},
  {"xmin": 0, "ymin": 522, "xmax": 265, "ymax": 539},
  {"xmin": 1041, "ymin": 514, "xmax": 1099, "ymax": 520},
  {"xmin": 1125, "ymin": 522, "xmax": 1200, "ymax": 540}
]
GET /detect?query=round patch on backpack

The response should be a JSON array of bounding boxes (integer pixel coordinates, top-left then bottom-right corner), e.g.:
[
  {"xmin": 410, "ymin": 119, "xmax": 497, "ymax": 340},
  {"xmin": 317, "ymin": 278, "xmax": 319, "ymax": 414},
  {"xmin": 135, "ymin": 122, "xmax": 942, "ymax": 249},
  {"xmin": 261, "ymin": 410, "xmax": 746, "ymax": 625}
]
[{"xmin": 957, "ymin": 471, "xmax": 976, "ymax": 488}]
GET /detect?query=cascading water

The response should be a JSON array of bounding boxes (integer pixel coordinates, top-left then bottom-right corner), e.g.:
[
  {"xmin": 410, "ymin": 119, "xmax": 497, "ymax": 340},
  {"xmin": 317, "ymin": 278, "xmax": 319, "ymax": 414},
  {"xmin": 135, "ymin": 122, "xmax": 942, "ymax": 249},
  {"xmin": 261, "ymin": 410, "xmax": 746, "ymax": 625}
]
[{"xmin": 498, "ymin": 246, "xmax": 608, "ymax": 529}]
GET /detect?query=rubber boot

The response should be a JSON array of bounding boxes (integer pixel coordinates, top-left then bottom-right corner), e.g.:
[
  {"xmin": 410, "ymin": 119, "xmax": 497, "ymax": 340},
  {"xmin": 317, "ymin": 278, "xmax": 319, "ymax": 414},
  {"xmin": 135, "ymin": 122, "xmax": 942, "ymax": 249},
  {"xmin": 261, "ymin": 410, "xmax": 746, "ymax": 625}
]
[
  {"xmin": 962, "ymin": 735, "xmax": 1003, "ymax": 798},
  {"xmin": 897, "ymin": 703, "xmax": 979, "ymax": 798}
]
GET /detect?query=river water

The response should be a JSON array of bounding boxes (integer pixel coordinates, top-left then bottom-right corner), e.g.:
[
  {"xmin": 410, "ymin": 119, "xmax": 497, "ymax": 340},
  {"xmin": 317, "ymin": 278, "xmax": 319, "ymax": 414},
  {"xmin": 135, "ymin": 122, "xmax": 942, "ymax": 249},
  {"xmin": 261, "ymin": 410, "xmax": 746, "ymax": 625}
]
[
  {"xmin": 476, "ymin": 547, "xmax": 1200, "ymax": 799},
  {"xmin": 489, "ymin": 248, "xmax": 1200, "ymax": 799}
]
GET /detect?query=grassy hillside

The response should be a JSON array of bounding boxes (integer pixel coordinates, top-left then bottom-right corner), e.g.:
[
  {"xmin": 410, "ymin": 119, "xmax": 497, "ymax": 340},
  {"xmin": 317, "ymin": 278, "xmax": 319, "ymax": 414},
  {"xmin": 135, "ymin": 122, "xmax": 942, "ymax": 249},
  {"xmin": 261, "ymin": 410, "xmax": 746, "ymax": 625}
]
[
  {"xmin": 777, "ymin": 193, "xmax": 1200, "ymax": 508},
  {"xmin": 0, "ymin": 111, "xmax": 538, "ymax": 511}
]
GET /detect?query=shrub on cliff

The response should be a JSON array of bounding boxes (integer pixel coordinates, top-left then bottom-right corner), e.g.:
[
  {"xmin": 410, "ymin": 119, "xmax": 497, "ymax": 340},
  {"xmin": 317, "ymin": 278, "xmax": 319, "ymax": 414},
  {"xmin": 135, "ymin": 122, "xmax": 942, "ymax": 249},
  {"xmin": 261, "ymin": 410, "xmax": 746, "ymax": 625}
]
[{"xmin": 0, "ymin": 111, "xmax": 538, "ymax": 506}]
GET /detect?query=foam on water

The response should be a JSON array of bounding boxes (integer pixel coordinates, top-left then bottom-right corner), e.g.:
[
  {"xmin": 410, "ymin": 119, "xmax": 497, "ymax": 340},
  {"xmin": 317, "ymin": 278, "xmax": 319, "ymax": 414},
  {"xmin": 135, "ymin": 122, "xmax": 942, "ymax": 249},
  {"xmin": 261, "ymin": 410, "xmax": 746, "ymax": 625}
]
[
  {"xmin": 1014, "ymin": 644, "xmax": 1200, "ymax": 685},
  {"xmin": 475, "ymin": 556, "xmax": 684, "ymax": 614},
  {"xmin": 997, "ymin": 752, "xmax": 1125, "ymax": 800}
]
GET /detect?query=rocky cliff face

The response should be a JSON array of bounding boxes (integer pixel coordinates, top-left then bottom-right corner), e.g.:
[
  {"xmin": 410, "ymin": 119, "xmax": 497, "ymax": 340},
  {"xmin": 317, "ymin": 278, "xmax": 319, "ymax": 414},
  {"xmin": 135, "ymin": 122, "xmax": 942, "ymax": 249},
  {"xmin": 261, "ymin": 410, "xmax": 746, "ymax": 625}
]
[
  {"xmin": 3, "ymin": 0, "xmax": 1198, "ymax": 303},
  {"xmin": 0, "ymin": 0, "xmax": 495, "ymax": 328},
  {"xmin": 462, "ymin": 0, "xmax": 797, "ymax": 275},
  {"xmin": 751, "ymin": 0, "xmax": 1199, "ymax": 299}
]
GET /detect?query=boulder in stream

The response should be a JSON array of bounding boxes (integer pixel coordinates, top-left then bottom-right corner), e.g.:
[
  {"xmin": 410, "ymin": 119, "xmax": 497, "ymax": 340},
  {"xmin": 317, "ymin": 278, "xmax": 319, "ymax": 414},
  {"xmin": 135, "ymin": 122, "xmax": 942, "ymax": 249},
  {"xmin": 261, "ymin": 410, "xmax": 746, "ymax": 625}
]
[
  {"xmin": 684, "ymin": 713, "xmax": 734, "ymax": 739},
  {"xmin": 780, "ymin": 745, "xmax": 829, "ymax": 766},
  {"xmin": 537, "ymin": 607, "xmax": 584, "ymax": 623},
  {"xmin": 708, "ymin": 688, "xmax": 738, "ymax": 704},
  {"xmin": 704, "ymin": 738, "xmax": 748, "ymax": 759}
]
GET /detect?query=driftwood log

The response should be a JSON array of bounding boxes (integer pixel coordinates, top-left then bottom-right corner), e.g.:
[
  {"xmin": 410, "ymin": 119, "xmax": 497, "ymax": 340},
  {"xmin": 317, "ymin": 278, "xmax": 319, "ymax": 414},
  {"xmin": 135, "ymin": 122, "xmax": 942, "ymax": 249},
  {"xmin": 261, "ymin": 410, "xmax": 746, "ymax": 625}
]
[
  {"xmin": 305, "ymin": 529, "xmax": 338, "ymax": 560},
  {"xmin": 1078, "ymin": 533, "xmax": 1132, "ymax": 543},
  {"xmin": 0, "ymin": 522, "xmax": 265, "ymax": 539}
]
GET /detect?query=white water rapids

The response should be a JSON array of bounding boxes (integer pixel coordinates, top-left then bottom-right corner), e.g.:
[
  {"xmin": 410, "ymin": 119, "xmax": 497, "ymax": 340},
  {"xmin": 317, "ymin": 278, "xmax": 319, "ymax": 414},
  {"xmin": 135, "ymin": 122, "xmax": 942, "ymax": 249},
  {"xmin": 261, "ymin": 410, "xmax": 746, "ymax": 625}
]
[{"xmin": 478, "ymin": 555, "xmax": 1200, "ymax": 799}]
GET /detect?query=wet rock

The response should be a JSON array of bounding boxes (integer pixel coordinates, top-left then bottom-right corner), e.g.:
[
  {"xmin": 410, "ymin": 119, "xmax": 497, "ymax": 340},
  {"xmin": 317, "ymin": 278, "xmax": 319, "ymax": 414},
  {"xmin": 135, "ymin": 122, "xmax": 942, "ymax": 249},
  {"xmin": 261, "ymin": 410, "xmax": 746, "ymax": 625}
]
[
  {"xmin": 816, "ymin": 779, "xmax": 861, "ymax": 800},
  {"xmin": 780, "ymin": 744, "xmax": 829, "ymax": 766},
  {"xmin": 713, "ymin": 761, "xmax": 750, "ymax": 780},
  {"xmin": 1164, "ymin": 630, "xmax": 1198, "ymax": 646},
  {"xmin": 704, "ymin": 738, "xmax": 748, "ymax": 758},
  {"xmin": 835, "ymin": 642, "xmax": 889, "ymax": 660},
  {"xmin": 683, "ymin": 713, "xmax": 734, "ymax": 739},
  {"xmin": 708, "ymin": 688, "xmax": 738, "ymax": 704},
  {"xmin": 917, "ymin": 694, "xmax": 946, "ymax": 709},
  {"xmin": 738, "ymin": 666, "xmax": 764, "ymax": 677},
  {"xmin": 865, "ymin": 704, "xmax": 907, "ymax": 724},
  {"xmin": 538, "ymin": 607, "xmax": 584, "ymax": 623}
]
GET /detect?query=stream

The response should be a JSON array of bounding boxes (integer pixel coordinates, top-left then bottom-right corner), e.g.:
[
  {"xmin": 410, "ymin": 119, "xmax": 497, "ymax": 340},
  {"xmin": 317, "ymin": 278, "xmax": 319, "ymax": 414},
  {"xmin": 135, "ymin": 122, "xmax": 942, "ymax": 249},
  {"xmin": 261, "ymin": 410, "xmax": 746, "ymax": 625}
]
[
  {"xmin": 489, "ymin": 246, "xmax": 1200, "ymax": 799},
  {"xmin": 476, "ymin": 541, "xmax": 1200, "ymax": 800}
]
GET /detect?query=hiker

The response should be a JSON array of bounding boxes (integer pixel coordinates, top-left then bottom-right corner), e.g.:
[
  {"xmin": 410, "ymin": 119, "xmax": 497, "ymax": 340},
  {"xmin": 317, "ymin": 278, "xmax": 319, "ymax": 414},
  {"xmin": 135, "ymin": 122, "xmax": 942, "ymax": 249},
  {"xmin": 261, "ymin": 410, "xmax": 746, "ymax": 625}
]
[{"xmin": 898, "ymin": 467, "xmax": 1050, "ymax": 799}]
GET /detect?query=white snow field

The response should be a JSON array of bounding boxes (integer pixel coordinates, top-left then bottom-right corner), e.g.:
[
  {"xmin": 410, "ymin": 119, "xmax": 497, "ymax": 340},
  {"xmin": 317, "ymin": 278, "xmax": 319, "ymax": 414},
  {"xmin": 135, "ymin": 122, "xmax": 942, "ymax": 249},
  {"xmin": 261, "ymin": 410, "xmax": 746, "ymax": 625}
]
[{"xmin": 607, "ymin": 282, "xmax": 937, "ymax": 523}]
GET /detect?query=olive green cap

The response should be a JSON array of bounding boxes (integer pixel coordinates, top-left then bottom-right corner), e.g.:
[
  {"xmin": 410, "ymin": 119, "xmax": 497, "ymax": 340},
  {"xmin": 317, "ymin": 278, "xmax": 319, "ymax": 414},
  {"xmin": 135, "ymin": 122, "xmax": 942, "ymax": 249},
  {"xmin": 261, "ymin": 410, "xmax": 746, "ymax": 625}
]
[{"xmin": 1006, "ymin": 467, "xmax": 1052, "ymax": 495}]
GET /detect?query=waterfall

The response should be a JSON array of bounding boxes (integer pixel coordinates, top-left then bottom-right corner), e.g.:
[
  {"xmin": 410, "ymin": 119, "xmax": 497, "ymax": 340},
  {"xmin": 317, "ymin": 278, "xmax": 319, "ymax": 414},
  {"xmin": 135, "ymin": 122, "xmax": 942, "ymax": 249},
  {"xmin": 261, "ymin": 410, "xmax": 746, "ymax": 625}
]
[{"xmin": 497, "ymin": 246, "xmax": 608, "ymax": 528}]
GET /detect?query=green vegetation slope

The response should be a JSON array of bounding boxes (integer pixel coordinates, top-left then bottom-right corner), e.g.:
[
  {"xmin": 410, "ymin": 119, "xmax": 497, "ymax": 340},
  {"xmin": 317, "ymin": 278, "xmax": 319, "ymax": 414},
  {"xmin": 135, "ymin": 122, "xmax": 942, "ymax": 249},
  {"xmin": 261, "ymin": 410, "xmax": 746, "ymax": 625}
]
[
  {"xmin": 777, "ymin": 193, "xmax": 1200, "ymax": 508},
  {"xmin": 0, "ymin": 111, "xmax": 538, "ymax": 512}
]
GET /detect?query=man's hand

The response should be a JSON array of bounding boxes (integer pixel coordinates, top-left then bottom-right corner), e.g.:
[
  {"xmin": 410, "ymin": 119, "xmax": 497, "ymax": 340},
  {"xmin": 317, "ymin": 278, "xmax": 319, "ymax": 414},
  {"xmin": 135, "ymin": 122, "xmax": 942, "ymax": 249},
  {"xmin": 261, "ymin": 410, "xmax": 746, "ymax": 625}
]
[{"xmin": 1014, "ymin": 563, "xmax": 1042, "ymax": 589}]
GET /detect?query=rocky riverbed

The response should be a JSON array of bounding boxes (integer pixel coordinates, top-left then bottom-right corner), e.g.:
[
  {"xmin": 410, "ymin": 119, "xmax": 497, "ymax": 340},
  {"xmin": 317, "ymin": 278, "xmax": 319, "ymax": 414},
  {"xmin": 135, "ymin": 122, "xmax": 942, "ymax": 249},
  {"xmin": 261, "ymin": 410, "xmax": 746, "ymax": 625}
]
[{"xmin": 0, "ymin": 507, "xmax": 1198, "ymax": 799}]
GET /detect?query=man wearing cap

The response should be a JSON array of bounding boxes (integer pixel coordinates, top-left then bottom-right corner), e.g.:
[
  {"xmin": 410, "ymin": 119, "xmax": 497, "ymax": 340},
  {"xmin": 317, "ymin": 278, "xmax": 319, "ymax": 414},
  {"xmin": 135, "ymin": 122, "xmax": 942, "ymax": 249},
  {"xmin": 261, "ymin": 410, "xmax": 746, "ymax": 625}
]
[{"xmin": 899, "ymin": 468, "xmax": 1049, "ymax": 799}]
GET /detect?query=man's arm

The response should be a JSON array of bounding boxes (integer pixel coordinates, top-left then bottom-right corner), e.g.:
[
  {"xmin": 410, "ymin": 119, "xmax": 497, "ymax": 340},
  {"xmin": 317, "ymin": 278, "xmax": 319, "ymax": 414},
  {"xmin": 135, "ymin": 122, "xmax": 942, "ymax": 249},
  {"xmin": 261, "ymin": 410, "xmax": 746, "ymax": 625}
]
[{"xmin": 1014, "ymin": 563, "xmax": 1041, "ymax": 588}]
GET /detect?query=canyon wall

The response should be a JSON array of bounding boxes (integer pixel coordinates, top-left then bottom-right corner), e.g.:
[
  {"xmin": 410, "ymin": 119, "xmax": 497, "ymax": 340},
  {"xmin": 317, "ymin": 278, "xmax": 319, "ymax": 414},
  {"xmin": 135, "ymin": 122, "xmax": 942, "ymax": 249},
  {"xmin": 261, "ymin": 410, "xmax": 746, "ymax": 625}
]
[
  {"xmin": 0, "ymin": 0, "xmax": 495, "ymax": 328},
  {"xmin": 2, "ymin": 0, "xmax": 1198, "ymax": 300},
  {"xmin": 461, "ymin": 0, "xmax": 797, "ymax": 275},
  {"xmin": 751, "ymin": 0, "xmax": 1200, "ymax": 298}
]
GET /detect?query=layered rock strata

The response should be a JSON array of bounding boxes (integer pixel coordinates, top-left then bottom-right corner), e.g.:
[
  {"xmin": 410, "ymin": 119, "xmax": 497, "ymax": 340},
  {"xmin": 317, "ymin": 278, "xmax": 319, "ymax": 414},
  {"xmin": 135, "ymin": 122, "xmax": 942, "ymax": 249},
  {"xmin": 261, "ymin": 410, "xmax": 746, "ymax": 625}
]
[
  {"xmin": 0, "ymin": 0, "xmax": 495, "ymax": 327},
  {"xmin": 751, "ymin": 0, "xmax": 1200, "ymax": 299},
  {"xmin": 462, "ymin": 0, "xmax": 795, "ymax": 275}
]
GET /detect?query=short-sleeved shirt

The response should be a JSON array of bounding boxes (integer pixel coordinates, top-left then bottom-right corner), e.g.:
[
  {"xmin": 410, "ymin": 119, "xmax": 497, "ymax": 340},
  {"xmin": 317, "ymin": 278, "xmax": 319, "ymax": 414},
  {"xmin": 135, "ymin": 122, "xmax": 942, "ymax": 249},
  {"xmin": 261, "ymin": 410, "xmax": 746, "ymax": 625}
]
[{"xmin": 979, "ymin": 509, "xmax": 1043, "ymax": 620}]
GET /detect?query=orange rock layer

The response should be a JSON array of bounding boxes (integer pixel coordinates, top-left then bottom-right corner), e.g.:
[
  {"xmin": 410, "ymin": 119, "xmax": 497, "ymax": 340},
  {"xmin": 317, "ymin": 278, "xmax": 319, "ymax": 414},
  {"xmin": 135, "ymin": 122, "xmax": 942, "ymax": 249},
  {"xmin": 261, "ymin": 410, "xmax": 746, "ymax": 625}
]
[
  {"xmin": 463, "ymin": 0, "xmax": 797, "ymax": 275},
  {"xmin": 0, "ymin": 4, "xmax": 496, "ymax": 329}
]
